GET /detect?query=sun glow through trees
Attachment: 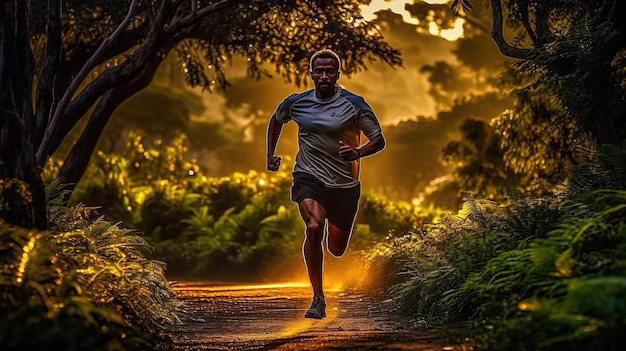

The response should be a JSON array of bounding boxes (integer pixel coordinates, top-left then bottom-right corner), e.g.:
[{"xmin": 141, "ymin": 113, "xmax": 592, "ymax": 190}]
[{"xmin": 359, "ymin": 0, "xmax": 464, "ymax": 41}]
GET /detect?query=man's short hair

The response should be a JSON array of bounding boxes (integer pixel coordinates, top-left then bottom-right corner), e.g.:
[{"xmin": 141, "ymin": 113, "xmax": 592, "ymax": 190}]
[{"xmin": 309, "ymin": 49, "xmax": 341, "ymax": 73}]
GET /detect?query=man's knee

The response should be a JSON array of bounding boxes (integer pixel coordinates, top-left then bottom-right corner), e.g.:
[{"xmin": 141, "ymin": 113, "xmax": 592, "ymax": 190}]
[
  {"xmin": 305, "ymin": 220, "xmax": 324, "ymax": 242},
  {"xmin": 327, "ymin": 229, "xmax": 351, "ymax": 257},
  {"xmin": 327, "ymin": 243, "xmax": 347, "ymax": 257}
]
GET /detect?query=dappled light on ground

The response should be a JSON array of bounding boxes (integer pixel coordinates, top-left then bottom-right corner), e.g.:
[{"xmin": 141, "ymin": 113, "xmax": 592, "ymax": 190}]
[
  {"xmin": 276, "ymin": 302, "xmax": 339, "ymax": 339},
  {"xmin": 170, "ymin": 282, "xmax": 459, "ymax": 350},
  {"xmin": 173, "ymin": 281, "xmax": 311, "ymax": 292}
]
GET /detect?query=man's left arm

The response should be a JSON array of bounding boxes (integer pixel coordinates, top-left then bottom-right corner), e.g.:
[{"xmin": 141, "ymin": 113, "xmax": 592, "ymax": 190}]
[
  {"xmin": 339, "ymin": 96, "xmax": 386, "ymax": 161},
  {"xmin": 355, "ymin": 98, "xmax": 386, "ymax": 158},
  {"xmin": 338, "ymin": 134, "xmax": 385, "ymax": 161},
  {"xmin": 357, "ymin": 134, "xmax": 385, "ymax": 158}
]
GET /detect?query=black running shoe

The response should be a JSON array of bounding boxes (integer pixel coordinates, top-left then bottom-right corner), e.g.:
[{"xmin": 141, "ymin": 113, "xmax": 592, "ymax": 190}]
[{"xmin": 304, "ymin": 295, "xmax": 326, "ymax": 319}]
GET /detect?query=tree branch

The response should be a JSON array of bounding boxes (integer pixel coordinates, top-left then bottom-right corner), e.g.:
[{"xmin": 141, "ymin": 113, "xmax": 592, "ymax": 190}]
[
  {"xmin": 144, "ymin": 0, "xmax": 156, "ymax": 24},
  {"xmin": 34, "ymin": 0, "xmax": 62, "ymax": 147},
  {"xmin": 166, "ymin": 0, "xmax": 229, "ymax": 35},
  {"xmin": 36, "ymin": 0, "xmax": 142, "ymax": 166},
  {"xmin": 58, "ymin": 55, "xmax": 164, "ymax": 187},
  {"xmin": 44, "ymin": 1, "xmax": 177, "ymax": 157},
  {"xmin": 490, "ymin": 0, "xmax": 531, "ymax": 59},
  {"xmin": 520, "ymin": 1, "xmax": 539, "ymax": 46},
  {"xmin": 37, "ymin": 0, "xmax": 231, "ymax": 163}
]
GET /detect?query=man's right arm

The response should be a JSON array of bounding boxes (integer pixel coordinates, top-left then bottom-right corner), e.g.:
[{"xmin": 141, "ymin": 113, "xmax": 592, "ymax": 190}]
[{"xmin": 266, "ymin": 115, "xmax": 284, "ymax": 171}]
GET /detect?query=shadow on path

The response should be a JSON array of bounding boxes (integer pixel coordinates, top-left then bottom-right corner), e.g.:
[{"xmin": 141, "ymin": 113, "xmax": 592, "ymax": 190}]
[{"xmin": 168, "ymin": 282, "xmax": 462, "ymax": 351}]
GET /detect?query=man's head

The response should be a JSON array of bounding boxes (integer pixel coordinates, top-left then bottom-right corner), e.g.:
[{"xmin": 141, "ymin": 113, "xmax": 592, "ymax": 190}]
[{"xmin": 309, "ymin": 49, "xmax": 341, "ymax": 99}]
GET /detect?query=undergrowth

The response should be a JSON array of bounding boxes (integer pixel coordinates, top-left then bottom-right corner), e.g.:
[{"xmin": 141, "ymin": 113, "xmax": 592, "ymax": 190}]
[
  {"xmin": 370, "ymin": 142, "xmax": 626, "ymax": 350},
  {"xmin": 0, "ymin": 181, "xmax": 180, "ymax": 350}
]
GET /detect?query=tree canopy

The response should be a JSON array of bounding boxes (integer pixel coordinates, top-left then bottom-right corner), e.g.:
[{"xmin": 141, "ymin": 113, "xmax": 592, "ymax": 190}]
[
  {"xmin": 0, "ymin": 0, "xmax": 402, "ymax": 228},
  {"xmin": 458, "ymin": 0, "xmax": 626, "ymax": 146}
]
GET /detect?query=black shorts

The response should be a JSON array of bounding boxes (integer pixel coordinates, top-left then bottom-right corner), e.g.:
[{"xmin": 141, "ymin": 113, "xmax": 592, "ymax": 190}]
[{"xmin": 291, "ymin": 172, "xmax": 360, "ymax": 231}]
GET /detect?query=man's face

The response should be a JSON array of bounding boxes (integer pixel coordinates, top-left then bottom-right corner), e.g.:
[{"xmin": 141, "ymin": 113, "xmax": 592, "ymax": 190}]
[{"xmin": 310, "ymin": 57, "xmax": 339, "ymax": 98}]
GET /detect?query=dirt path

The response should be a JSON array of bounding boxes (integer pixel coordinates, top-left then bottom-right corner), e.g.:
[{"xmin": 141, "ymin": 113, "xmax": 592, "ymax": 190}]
[{"xmin": 168, "ymin": 282, "xmax": 461, "ymax": 351}]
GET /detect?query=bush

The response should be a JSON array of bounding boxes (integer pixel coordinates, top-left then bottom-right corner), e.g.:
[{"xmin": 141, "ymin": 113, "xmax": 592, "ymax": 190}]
[
  {"xmin": 374, "ymin": 142, "xmax": 626, "ymax": 350},
  {"xmin": 64, "ymin": 131, "xmax": 446, "ymax": 282},
  {"xmin": 0, "ymin": 197, "xmax": 180, "ymax": 350}
]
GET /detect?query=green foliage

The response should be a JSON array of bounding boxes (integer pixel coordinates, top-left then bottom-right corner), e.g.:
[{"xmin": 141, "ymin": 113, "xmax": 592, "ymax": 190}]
[
  {"xmin": 143, "ymin": 170, "xmax": 446, "ymax": 280},
  {"xmin": 482, "ymin": 0, "xmax": 626, "ymax": 168},
  {"xmin": 71, "ymin": 150, "xmax": 135, "ymax": 224},
  {"xmin": 452, "ymin": 0, "xmax": 625, "ymax": 196},
  {"xmin": 357, "ymin": 192, "xmax": 445, "ymax": 236},
  {"xmin": 493, "ymin": 65, "xmax": 597, "ymax": 186},
  {"xmin": 471, "ymin": 190, "xmax": 626, "ymax": 351},
  {"xmin": 204, "ymin": 172, "xmax": 270, "ymax": 216},
  {"xmin": 72, "ymin": 132, "xmax": 203, "ymax": 224},
  {"xmin": 0, "ymin": 204, "xmax": 179, "ymax": 350},
  {"xmin": 565, "ymin": 141, "xmax": 626, "ymax": 195},
  {"xmin": 49, "ymin": 205, "xmax": 181, "ymax": 337},
  {"xmin": 122, "ymin": 132, "xmax": 202, "ymax": 186},
  {"xmin": 0, "ymin": 224, "xmax": 134, "ymax": 351},
  {"xmin": 44, "ymin": 178, "xmax": 73, "ymax": 207},
  {"xmin": 196, "ymin": 198, "xmax": 304, "ymax": 279},
  {"xmin": 149, "ymin": 171, "xmax": 304, "ymax": 280},
  {"xmin": 172, "ymin": 0, "xmax": 403, "ymax": 89},
  {"xmin": 373, "ymin": 142, "xmax": 626, "ymax": 350},
  {"xmin": 442, "ymin": 117, "xmax": 525, "ymax": 201},
  {"xmin": 139, "ymin": 183, "xmax": 204, "ymax": 241},
  {"xmin": 516, "ymin": 15, "xmax": 624, "ymax": 140},
  {"xmin": 63, "ymin": 129, "xmax": 442, "ymax": 281},
  {"xmin": 32, "ymin": 0, "xmax": 403, "ymax": 90},
  {"xmin": 384, "ymin": 194, "xmax": 562, "ymax": 321}
]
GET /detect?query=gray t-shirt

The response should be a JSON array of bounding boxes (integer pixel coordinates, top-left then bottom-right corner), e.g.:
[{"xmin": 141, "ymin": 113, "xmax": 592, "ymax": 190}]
[{"xmin": 272, "ymin": 87, "xmax": 383, "ymax": 188}]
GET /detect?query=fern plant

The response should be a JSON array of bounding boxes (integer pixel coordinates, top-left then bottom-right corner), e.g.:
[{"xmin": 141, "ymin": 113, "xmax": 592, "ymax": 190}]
[
  {"xmin": 1, "ymin": 179, "xmax": 181, "ymax": 350},
  {"xmin": 379, "ymin": 142, "xmax": 626, "ymax": 350},
  {"xmin": 0, "ymin": 220, "xmax": 155, "ymax": 350},
  {"xmin": 48, "ymin": 203, "xmax": 181, "ymax": 337}
]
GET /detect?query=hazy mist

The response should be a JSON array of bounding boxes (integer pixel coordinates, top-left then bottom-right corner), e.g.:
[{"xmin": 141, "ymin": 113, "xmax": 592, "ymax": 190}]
[{"xmin": 130, "ymin": 4, "xmax": 507, "ymax": 202}]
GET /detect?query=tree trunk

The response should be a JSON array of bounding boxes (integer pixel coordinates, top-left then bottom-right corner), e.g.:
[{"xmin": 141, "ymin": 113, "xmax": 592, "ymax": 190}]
[
  {"xmin": 0, "ymin": 0, "xmax": 47, "ymax": 229},
  {"xmin": 59, "ymin": 57, "xmax": 163, "ymax": 187},
  {"xmin": 0, "ymin": 117, "xmax": 46, "ymax": 229},
  {"xmin": 588, "ymin": 8, "xmax": 625, "ymax": 147},
  {"xmin": 590, "ymin": 63, "xmax": 621, "ymax": 146}
]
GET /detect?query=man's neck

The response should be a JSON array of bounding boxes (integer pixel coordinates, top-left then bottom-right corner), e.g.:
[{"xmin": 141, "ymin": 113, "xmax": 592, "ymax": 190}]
[{"xmin": 316, "ymin": 86, "xmax": 339, "ymax": 99}]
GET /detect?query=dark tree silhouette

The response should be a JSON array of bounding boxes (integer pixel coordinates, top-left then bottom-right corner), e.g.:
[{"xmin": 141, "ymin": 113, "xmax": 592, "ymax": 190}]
[
  {"xmin": 457, "ymin": 0, "xmax": 626, "ymax": 147},
  {"xmin": 0, "ymin": 0, "xmax": 402, "ymax": 228}
]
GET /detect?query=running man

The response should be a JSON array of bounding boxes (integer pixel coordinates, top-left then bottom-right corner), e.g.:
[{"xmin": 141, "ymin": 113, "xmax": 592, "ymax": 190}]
[{"xmin": 266, "ymin": 49, "xmax": 386, "ymax": 319}]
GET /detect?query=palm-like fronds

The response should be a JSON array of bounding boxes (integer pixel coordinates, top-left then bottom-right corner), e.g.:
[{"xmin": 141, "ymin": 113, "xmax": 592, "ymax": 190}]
[
  {"xmin": 0, "ymin": 220, "xmax": 132, "ymax": 349},
  {"xmin": 565, "ymin": 141, "xmax": 626, "ymax": 196},
  {"xmin": 451, "ymin": 0, "xmax": 473, "ymax": 16},
  {"xmin": 49, "ymin": 204, "xmax": 181, "ymax": 333},
  {"xmin": 1, "ymin": 181, "xmax": 181, "ymax": 349}
]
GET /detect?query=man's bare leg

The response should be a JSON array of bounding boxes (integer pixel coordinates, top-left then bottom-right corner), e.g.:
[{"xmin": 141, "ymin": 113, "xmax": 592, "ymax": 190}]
[
  {"xmin": 326, "ymin": 222, "xmax": 352, "ymax": 258},
  {"xmin": 299, "ymin": 198, "xmax": 327, "ymax": 298}
]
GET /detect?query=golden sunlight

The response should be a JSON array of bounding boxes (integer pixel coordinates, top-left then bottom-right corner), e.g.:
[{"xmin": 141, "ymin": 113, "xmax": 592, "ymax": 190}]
[
  {"xmin": 173, "ymin": 282, "xmax": 310, "ymax": 292},
  {"xmin": 359, "ymin": 0, "xmax": 464, "ymax": 41},
  {"xmin": 438, "ymin": 17, "xmax": 465, "ymax": 41},
  {"xmin": 276, "ymin": 309, "xmax": 337, "ymax": 338},
  {"xmin": 360, "ymin": 0, "xmax": 419, "ymax": 25}
]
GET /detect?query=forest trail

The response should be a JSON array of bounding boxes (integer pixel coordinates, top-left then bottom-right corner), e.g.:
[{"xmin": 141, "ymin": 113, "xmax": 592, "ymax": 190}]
[{"xmin": 168, "ymin": 281, "xmax": 461, "ymax": 351}]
